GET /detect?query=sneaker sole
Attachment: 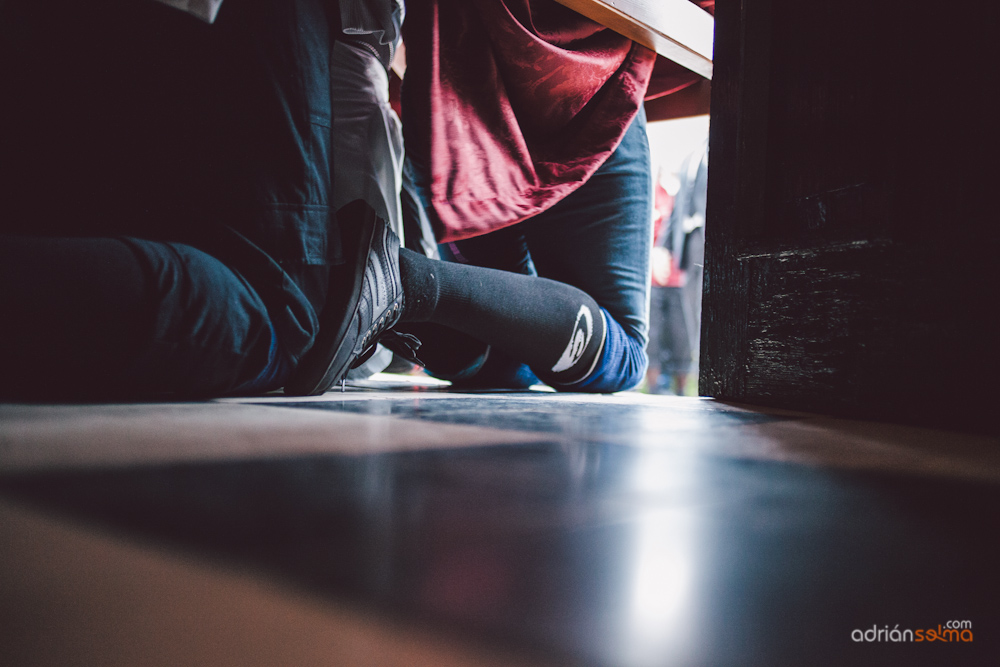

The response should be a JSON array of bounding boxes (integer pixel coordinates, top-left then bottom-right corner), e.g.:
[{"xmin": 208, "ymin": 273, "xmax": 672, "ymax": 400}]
[{"xmin": 283, "ymin": 202, "xmax": 379, "ymax": 396}]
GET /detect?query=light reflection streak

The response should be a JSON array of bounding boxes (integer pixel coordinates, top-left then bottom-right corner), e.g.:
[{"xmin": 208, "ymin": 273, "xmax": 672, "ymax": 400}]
[{"xmin": 619, "ymin": 427, "xmax": 702, "ymax": 667}]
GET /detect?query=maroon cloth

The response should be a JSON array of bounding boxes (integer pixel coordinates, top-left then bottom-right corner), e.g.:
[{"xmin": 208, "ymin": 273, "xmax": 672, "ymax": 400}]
[{"xmin": 402, "ymin": 0, "xmax": 707, "ymax": 242}]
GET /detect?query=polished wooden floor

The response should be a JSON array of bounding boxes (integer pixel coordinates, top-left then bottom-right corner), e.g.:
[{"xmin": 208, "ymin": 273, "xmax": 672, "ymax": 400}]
[{"xmin": 1, "ymin": 377, "xmax": 997, "ymax": 666}]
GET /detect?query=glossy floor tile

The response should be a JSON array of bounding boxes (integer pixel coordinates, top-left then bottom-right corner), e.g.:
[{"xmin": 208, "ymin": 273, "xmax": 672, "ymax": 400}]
[{"xmin": 1, "ymin": 385, "xmax": 997, "ymax": 666}]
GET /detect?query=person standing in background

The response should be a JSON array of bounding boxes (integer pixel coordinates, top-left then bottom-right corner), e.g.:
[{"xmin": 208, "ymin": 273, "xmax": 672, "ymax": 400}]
[{"xmin": 647, "ymin": 139, "xmax": 707, "ymax": 395}]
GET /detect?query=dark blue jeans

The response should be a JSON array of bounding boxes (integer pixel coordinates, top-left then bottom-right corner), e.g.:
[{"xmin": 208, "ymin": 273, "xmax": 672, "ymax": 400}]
[
  {"xmin": 0, "ymin": 0, "xmax": 338, "ymax": 398},
  {"xmin": 0, "ymin": 236, "xmax": 290, "ymax": 399},
  {"xmin": 405, "ymin": 108, "xmax": 653, "ymax": 392}
]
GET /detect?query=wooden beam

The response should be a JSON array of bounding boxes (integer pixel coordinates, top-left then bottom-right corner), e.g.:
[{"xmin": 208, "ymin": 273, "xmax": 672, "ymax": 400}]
[
  {"xmin": 553, "ymin": 0, "xmax": 714, "ymax": 79},
  {"xmin": 645, "ymin": 79, "xmax": 711, "ymax": 121}
]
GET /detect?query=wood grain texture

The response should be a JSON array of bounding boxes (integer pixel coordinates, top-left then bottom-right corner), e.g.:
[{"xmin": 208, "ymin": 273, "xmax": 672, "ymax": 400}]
[
  {"xmin": 700, "ymin": 0, "xmax": 771, "ymax": 400},
  {"xmin": 644, "ymin": 79, "xmax": 711, "ymax": 121},
  {"xmin": 701, "ymin": 0, "xmax": 1000, "ymax": 434},
  {"xmin": 0, "ymin": 498, "xmax": 547, "ymax": 667},
  {"xmin": 553, "ymin": 0, "xmax": 714, "ymax": 78}
]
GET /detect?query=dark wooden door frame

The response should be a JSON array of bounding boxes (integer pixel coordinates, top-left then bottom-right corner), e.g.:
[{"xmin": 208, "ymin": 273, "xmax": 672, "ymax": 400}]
[{"xmin": 700, "ymin": 0, "xmax": 999, "ymax": 434}]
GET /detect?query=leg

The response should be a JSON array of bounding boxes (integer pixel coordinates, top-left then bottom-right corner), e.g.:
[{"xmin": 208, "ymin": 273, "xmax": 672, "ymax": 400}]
[
  {"xmin": 656, "ymin": 286, "xmax": 695, "ymax": 394},
  {"xmin": 398, "ymin": 246, "xmax": 606, "ymax": 388},
  {"xmin": 520, "ymin": 107, "xmax": 653, "ymax": 392},
  {"xmin": 0, "ymin": 236, "xmax": 283, "ymax": 400},
  {"xmin": 646, "ymin": 286, "xmax": 669, "ymax": 393},
  {"xmin": 0, "ymin": 0, "xmax": 355, "ymax": 395},
  {"xmin": 395, "ymin": 111, "xmax": 652, "ymax": 392},
  {"xmin": 396, "ymin": 226, "xmax": 536, "ymax": 386}
]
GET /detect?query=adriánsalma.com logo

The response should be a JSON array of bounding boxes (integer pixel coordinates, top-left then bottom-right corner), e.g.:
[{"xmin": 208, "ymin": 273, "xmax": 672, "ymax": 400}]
[{"xmin": 851, "ymin": 620, "xmax": 974, "ymax": 643}]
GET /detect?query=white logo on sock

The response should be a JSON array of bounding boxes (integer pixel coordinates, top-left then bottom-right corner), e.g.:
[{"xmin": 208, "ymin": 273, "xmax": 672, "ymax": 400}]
[{"xmin": 552, "ymin": 305, "xmax": 593, "ymax": 373}]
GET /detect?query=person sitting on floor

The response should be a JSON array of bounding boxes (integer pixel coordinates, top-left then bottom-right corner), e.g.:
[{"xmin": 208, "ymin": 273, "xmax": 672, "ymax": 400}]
[
  {"xmin": 384, "ymin": 0, "xmax": 709, "ymax": 393},
  {"xmin": 0, "ymin": 0, "xmax": 702, "ymax": 400}
]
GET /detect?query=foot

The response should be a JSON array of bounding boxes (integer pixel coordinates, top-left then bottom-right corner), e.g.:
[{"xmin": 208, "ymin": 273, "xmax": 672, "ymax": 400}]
[{"xmin": 283, "ymin": 200, "xmax": 405, "ymax": 395}]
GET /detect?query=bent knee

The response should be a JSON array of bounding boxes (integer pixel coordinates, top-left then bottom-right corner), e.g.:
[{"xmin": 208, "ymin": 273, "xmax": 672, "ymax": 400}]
[{"xmin": 550, "ymin": 309, "xmax": 647, "ymax": 393}]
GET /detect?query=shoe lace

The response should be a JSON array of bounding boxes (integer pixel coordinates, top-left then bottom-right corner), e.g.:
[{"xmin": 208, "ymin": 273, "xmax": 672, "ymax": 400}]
[{"xmin": 351, "ymin": 329, "xmax": 423, "ymax": 370}]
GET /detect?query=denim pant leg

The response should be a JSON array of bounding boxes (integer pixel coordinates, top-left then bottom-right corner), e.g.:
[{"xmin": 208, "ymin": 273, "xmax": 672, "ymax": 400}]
[
  {"xmin": 0, "ymin": 0, "xmax": 346, "ymax": 396},
  {"xmin": 0, "ymin": 236, "xmax": 286, "ymax": 399},
  {"xmin": 121, "ymin": 239, "xmax": 292, "ymax": 398},
  {"xmin": 521, "ymin": 108, "xmax": 652, "ymax": 391}
]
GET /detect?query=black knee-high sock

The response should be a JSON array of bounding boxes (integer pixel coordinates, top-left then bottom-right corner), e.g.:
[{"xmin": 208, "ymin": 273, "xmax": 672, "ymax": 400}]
[{"xmin": 398, "ymin": 248, "xmax": 606, "ymax": 384}]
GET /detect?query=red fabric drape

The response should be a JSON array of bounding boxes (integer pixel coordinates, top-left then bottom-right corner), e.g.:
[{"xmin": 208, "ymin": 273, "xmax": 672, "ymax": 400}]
[{"xmin": 403, "ymin": 0, "xmax": 711, "ymax": 242}]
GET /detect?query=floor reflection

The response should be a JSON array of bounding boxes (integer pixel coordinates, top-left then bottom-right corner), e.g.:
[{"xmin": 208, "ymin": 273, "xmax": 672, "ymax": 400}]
[
  {"xmin": 275, "ymin": 395, "xmax": 786, "ymax": 440},
  {"xmin": 620, "ymin": 448, "xmax": 702, "ymax": 667},
  {"xmin": 1, "ymin": 431, "xmax": 997, "ymax": 666}
]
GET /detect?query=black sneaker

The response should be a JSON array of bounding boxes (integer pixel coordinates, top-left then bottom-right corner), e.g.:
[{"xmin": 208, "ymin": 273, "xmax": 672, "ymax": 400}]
[{"xmin": 283, "ymin": 200, "xmax": 406, "ymax": 396}]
